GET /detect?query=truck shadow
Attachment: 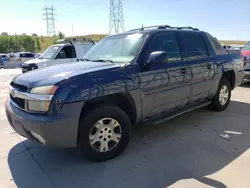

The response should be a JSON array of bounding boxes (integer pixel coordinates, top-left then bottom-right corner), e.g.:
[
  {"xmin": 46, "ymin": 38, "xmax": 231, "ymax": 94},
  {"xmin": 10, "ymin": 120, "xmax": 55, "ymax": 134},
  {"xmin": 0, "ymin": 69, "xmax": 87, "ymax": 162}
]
[
  {"xmin": 241, "ymin": 81, "xmax": 250, "ymax": 88},
  {"xmin": 8, "ymin": 100, "xmax": 250, "ymax": 188}
]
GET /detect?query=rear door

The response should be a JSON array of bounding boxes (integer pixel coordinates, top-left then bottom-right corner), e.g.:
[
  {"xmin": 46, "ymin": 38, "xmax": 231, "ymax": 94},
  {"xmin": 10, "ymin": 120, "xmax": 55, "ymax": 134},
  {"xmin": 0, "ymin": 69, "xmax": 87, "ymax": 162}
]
[
  {"xmin": 140, "ymin": 31, "xmax": 192, "ymax": 119},
  {"xmin": 178, "ymin": 31, "xmax": 216, "ymax": 103}
]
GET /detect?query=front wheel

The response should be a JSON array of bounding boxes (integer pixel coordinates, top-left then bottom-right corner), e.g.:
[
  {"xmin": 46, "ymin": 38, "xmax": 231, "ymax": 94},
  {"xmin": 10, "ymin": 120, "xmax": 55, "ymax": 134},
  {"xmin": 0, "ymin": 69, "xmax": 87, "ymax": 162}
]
[
  {"xmin": 77, "ymin": 105, "xmax": 131, "ymax": 161},
  {"xmin": 210, "ymin": 77, "xmax": 231, "ymax": 111}
]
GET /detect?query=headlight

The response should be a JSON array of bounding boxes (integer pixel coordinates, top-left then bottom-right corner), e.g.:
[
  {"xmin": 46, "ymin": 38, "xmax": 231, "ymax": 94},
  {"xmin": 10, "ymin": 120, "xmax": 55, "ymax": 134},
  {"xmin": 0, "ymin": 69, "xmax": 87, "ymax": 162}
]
[
  {"xmin": 30, "ymin": 85, "xmax": 58, "ymax": 95},
  {"xmin": 28, "ymin": 85, "xmax": 58, "ymax": 112},
  {"xmin": 28, "ymin": 100, "xmax": 51, "ymax": 112}
]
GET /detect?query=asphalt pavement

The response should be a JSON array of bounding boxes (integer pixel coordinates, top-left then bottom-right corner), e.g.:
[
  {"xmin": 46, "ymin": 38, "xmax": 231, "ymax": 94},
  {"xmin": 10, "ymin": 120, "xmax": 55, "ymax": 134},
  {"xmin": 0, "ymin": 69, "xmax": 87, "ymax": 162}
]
[{"xmin": 0, "ymin": 69, "xmax": 250, "ymax": 188}]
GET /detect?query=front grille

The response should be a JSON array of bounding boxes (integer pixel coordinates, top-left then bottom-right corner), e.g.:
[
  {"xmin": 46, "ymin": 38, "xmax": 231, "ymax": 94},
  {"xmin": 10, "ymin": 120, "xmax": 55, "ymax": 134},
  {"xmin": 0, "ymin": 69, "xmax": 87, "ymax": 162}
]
[
  {"xmin": 10, "ymin": 82, "xmax": 28, "ymax": 109},
  {"xmin": 10, "ymin": 94, "xmax": 25, "ymax": 109},
  {"xmin": 10, "ymin": 82, "xmax": 28, "ymax": 92}
]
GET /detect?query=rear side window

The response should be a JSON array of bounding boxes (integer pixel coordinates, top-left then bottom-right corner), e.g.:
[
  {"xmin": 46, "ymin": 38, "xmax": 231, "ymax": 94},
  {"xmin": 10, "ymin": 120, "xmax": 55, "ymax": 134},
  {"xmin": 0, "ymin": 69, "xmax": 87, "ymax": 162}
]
[
  {"xmin": 206, "ymin": 33, "xmax": 228, "ymax": 55},
  {"xmin": 180, "ymin": 32, "xmax": 208, "ymax": 60},
  {"xmin": 75, "ymin": 44, "xmax": 94, "ymax": 57},
  {"xmin": 148, "ymin": 32, "xmax": 181, "ymax": 62},
  {"xmin": 20, "ymin": 53, "xmax": 34, "ymax": 58},
  {"xmin": 243, "ymin": 42, "xmax": 250, "ymax": 51}
]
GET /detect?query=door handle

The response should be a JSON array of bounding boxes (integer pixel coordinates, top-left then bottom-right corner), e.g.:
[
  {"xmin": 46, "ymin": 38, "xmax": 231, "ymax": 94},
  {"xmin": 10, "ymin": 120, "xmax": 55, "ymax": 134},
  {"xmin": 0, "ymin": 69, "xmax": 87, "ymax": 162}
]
[
  {"xmin": 180, "ymin": 68, "xmax": 187, "ymax": 74},
  {"xmin": 207, "ymin": 64, "xmax": 212, "ymax": 69}
]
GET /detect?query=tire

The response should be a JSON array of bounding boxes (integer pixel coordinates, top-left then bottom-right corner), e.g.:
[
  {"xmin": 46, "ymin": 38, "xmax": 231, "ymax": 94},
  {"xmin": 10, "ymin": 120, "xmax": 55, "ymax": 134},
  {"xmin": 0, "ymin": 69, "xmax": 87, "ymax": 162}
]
[
  {"xmin": 77, "ymin": 105, "xmax": 131, "ymax": 162},
  {"xmin": 210, "ymin": 77, "xmax": 231, "ymax": 111}
]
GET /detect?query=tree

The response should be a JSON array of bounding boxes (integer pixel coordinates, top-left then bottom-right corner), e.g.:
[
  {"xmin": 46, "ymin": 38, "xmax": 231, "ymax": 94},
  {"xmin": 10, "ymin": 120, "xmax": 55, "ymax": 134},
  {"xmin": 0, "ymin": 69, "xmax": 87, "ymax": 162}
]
[
  {"xmin": 32, "ymin": 33, "xmax": 38, "ymax": 36},
  {"xmin": 1, "ymin": 32, "xmax": 8, "ymax": 36},
  {"xmin": 35, "ymin": 37, "xmax": 41, "ymax": 52},
  {"xmin": 58, "ymin": 31, "xmax": 65, "ymax": 39},
  {"xmin": 20, "ymin": 35, "xmax": 35, "ymax": 52}
]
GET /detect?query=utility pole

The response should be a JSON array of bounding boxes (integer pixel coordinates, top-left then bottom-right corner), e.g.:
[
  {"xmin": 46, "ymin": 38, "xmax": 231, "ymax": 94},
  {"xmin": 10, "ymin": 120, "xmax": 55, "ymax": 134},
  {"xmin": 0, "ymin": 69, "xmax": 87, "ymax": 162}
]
[
  {"xmin": 72, "ymin": 24, "xmax": 74, "ymax": 37},
  {"xmin": 43, "ymin": 6, "xmax": 56, "ymax": 36},
  {"xmin": 109, "ymin": 0, "xmax": 125, "ymax": 34}
]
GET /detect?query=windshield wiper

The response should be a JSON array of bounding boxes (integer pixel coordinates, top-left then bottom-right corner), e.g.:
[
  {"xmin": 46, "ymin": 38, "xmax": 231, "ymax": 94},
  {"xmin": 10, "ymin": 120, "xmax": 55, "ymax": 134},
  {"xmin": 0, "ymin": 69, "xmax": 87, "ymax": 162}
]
[
  {"xmin": 91, "ymin": 59, "xmax": 113, "ymax": 63},
  {"xmin": 80, "ymin": 58, "xmax": 91, "ymax": 62}
]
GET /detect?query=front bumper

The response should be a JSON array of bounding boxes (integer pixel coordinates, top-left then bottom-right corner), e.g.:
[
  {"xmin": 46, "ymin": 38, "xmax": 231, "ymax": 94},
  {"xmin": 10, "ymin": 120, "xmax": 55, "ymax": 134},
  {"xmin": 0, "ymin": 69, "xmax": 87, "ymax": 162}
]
[
  {"xmin": 5, "ymin": 98, "xmax": 84, "ymax": 148},
  {"xmin": 21, "ymin": 63, "xmax": 38, "ymax": 73}
]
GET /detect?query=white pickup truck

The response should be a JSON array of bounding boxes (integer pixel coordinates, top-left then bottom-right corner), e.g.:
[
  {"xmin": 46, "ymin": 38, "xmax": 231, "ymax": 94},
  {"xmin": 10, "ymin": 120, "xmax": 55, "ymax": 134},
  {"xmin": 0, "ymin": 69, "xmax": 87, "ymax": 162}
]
[{"xmin": 21, "ymin": 38, "xmax": 95, "ymax": 73}]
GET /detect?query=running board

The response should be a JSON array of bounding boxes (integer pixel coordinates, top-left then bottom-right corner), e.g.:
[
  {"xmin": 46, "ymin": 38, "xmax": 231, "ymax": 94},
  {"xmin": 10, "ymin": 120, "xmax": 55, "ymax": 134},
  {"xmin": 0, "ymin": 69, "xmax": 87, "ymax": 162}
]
[{"xmin": 144, "ymin": 100, "xmax": 211, "ymax": 125}]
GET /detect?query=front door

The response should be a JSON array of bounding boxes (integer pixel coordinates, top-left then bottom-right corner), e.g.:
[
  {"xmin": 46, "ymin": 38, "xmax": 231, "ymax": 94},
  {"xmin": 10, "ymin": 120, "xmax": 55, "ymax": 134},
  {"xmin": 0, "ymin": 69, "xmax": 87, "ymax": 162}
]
[
  {"xmin": 139, "ymin": 32, "xmax": 192, "ymax": 119},
  {"xmin": 53, "ymin": 46, "xmax": 77, "ymax": 66}
]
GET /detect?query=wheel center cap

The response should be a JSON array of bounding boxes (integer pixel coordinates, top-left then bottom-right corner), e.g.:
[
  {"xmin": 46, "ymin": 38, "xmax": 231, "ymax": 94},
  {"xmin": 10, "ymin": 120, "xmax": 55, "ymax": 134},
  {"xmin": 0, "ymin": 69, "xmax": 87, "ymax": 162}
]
[{"xmin": 99, "ymin": 127, "xmax": 112, "ymax": 138}]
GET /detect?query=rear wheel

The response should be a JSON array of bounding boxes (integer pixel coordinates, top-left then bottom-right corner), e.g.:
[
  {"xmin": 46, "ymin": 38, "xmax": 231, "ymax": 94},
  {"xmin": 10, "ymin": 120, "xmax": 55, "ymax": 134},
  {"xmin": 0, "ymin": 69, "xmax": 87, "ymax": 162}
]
[
  {"xmin": 77, "ymin": 105, "xmax": 131, "ymax": 161},
  {"xmin": 210, "ymin": 77, "xmax": 231, "ymax": 111}
]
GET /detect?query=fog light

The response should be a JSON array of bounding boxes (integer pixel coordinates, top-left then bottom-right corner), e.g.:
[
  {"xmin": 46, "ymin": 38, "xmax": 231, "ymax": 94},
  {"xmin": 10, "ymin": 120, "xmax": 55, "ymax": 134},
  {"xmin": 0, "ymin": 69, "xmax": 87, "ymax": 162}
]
[
  {"xmin": 30, "ymin": 131, "xmax": 46, "ymax": 144},
  {"xmin": 28, "ymin": 100, "xmax": 51, "ymax": 112}
]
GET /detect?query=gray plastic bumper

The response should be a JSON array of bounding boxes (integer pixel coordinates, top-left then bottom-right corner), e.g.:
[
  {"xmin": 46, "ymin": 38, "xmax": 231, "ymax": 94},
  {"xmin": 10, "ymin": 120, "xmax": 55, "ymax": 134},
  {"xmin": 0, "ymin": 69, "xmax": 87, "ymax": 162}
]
[{"xmin": 5, "ymin": 98, "xmax": 84, "ymax": 148}]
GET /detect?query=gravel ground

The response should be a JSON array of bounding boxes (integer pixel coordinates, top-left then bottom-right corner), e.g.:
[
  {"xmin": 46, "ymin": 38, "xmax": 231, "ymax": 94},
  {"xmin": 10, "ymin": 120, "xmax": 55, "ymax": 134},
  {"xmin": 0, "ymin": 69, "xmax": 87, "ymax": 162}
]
[{"xmin": 0, "ymin": 69, "xmax": 250, "ymax": 188}]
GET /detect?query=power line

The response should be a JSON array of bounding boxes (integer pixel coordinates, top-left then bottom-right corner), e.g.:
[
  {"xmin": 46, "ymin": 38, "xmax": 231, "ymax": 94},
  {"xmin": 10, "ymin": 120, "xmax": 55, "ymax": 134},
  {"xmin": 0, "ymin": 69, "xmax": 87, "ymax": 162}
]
[
  {"xmin": 43, "ymin": 6, "xmax": 56, "ymax": 36},
  {"xmin": 109, "ymin": 0, "xmax": 125, "ymax": 34}
]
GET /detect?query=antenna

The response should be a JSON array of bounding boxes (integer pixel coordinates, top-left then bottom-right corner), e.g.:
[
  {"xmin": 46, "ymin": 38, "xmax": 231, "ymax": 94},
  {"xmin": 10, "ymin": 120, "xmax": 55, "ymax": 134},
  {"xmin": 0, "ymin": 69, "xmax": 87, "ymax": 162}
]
[
  {"xmin": 43, "ymin": 5, "xmax": 56, "ymax": 36},
  {"xmin": 109, "ymin": 0, "xmax": 125, "ymax": 34}
]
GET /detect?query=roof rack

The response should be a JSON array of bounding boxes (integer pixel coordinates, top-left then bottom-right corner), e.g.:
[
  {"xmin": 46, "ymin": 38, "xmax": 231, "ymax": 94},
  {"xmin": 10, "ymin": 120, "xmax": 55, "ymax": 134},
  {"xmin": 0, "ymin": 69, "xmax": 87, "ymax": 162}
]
[
  {"xmin": 56, "ymin": 38, "xmax": 95, "ymax": 45},
  {"xmin": 127, "ymin": 25, "xmax": 199, "ymax": 32}
]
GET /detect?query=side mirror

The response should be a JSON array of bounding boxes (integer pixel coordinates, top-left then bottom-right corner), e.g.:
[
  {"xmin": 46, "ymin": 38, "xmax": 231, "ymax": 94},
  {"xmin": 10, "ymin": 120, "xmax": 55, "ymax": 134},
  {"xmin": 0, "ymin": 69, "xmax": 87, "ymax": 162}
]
[{"xmin": 148, "ymin": 51, "xmax": 168, "ymax": 65}]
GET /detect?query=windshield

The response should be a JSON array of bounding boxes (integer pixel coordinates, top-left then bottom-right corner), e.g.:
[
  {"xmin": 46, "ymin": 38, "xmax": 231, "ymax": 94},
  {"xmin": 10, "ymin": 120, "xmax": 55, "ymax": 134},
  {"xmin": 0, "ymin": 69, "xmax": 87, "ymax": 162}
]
[
  {"xmin": 0, "ymin": 55, "xmax": 7, "ymax": 58},
  {"xmin": 243, "ymin": 42, "xmax": 250, "ymax": 51},
  {"xmin": 39, "ymin": 46, "xmax": 60, "ymax": 59},
  {"xmin": 84, "ymin": 33, "xmax": 146, "ymax": 63}
]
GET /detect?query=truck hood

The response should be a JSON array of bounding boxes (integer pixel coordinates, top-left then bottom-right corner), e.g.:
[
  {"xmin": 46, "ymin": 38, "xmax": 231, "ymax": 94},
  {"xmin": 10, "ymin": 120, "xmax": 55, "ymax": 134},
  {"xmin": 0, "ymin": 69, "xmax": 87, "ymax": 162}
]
[
  {"xmin": 13, "ymin": 61, "xmax": 122, "ymax": 88},
  {"xmin": 241, "ymin": 50, "xmax": 250, "ymax": 57},
  {"xmin": 23, "ymin": 58, "xmax": 50, "ymax": 65}
]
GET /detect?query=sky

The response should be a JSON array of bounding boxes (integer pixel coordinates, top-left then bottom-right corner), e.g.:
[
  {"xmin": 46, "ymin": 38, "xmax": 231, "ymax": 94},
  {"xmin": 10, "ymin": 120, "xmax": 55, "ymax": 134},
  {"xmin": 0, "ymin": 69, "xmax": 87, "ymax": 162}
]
[{"xmin": 0, "ymin": 0, "xmax": 249, "ymax": 40}]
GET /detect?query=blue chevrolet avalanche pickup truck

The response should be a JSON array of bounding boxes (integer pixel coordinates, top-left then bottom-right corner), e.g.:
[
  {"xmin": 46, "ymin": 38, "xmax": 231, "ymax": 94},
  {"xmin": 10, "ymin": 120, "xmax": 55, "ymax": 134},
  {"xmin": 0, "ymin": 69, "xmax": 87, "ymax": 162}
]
[{"xmin": 5, "ymin": 25, "xmax": 245, "ymax": 161}]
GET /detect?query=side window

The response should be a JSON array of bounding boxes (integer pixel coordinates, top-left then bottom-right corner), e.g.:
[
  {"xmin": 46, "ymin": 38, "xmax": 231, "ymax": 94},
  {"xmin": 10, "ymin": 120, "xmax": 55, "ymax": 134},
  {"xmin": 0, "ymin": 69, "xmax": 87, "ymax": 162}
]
[
  {"xmin": 148, "ymin": 33, "xmax": 182, "ymax": 62},
  {"xmin": 57, "ymin": 46, "xmax": 76, "ymax": 59},
  {"xmin": 21, "ymin": 53, "xmax": 34, "ymax": 58},
  {"xmin": 180, "ymin": 32, "xmax": 208, "ymax": 60},
  {"xmin": 206, "ymin": 33, "xmax": 227, "ymax": 55}
]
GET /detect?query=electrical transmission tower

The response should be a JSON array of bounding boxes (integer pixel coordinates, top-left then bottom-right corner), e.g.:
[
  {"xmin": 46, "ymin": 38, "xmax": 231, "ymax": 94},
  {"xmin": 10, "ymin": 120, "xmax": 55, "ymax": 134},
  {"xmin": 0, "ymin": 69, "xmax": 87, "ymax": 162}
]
[
  {"xmin": 109, "ymin": 0, "xmax": 125, "ymax": 34},
  {"xmin": 43, "ymin": 6, "xmax": 56, "ymax": 36}
]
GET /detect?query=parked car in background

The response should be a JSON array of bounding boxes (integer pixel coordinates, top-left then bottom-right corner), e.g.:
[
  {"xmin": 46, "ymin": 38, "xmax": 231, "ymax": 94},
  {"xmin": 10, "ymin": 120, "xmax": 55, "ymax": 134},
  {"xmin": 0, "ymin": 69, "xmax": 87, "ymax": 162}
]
[
  {"xmin": 0, "ymin": 53, "xmax": 9, "ymax": 68},
  {"xmin": 21, "ymin": 38, "xmax": 95, "ymax": 73},
  {"xmin": 222, "ymin": 44, "xmax": 232, "ymax": 50},
  {"xmin": 5, "ymin": 25, "xmax": 244, "ymax": 161},
  {"xmin": 14, "ymin": 52, "xmax": 35, "ymax": 62},
  {"xmin": 241, "ymin": 41, "xmax": 250, "ymax": 81},
  {"xmin": 6, "ymin": 53, "xmax": 14, "ymax": 59}
]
